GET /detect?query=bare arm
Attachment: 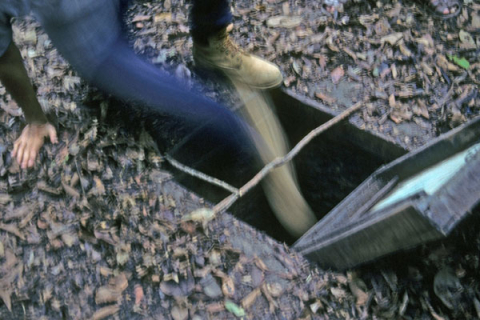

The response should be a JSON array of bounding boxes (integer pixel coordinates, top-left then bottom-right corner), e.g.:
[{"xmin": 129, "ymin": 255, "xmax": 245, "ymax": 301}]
[
  {"xmin": 0, "ymin": 41, "xmax": 48, "ymax": 124},
  {"xmin": 0, "ymin": 41, "xmax": 57, "ymax": 168}
]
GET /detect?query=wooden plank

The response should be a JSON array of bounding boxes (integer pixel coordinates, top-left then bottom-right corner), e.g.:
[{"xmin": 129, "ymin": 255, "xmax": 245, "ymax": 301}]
[
  {"xmin": 297, "ymin": 152, "xmax": 480, "ymax": 268},
  {"xmin": 299, "ymin": 204, "xmax": 443, "ymax": 269},
  {"xmin": 334, "ymin": 176, "xmax": 399, "ymax": 228},
  {"xmin": 294, "ymin": 176, "xmax": 385, "ymax": 249},
  {"xmin": 295, "ymin": 117, "xmax": 480, "ymax": 269},
  {"xmin": 295, "ymin": 176, "xmax": 400, "ymax": 249},
  {"xmin": 372, "ymin": 142, "xmax": 480, "ymax": 213},
  {"xmin": 298, "ymin": 191, "xmax": 425, "ymax": 251},
  {"xmin": 370, "ymin": 117, "xmax": 480, "ymax": 183},
  {"xmin": 418, "ymin": 154, "xmax": 480, "ymax": 234}
]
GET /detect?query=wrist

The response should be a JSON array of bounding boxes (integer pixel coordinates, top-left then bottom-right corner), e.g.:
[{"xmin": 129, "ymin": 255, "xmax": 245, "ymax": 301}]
[
  {"xmin": 24, "ymin": 104, "xmax": 48, "ymax": 125},
  {"xmin": 26, "ymin": 119, "xmax": 48, "ymax": 126}
]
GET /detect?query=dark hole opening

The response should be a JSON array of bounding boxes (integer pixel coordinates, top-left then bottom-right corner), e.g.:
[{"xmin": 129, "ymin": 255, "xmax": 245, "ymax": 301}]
[
  {"xmin": 168, "ymin": 134, "xmax": 386, "ymax": 244},
  {"xmin": 166, "ymin": 90, "xmax": 404, "ymax": 244},
  {"xmin": 94, "ymin": 89, "xmax": 405, "ymax": 245}
]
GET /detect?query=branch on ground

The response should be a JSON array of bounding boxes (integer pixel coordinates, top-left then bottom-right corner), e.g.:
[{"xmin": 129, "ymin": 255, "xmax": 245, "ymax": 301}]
[{"xmin": 163, "ymin": 97, "xmax": 368, "ymax": 214}]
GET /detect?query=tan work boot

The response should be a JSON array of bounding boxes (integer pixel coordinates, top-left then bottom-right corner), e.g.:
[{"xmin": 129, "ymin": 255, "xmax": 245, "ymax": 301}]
[{"xmin": 193, "ymin": 25, "xmax": 283, "ymax": 90}]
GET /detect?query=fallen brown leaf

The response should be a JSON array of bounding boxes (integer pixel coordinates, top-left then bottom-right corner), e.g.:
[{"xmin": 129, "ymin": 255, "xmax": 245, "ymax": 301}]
[
  {"xmin": 206, "ymin": 302, "xmax": 225, "ymax": 313},
  {"xmin": 348, "ymin": 272, "xmax": 369, "ymax": 306},
  {"xmin": 95, "ymin": 287, "xmax": 121, "ymax": 304},
  {"xmin": 221, "ymin": 276, "xmax": 235, "ymax": 298},
  {"xmin": 315, "ymin": 92, "xmax": 337, "ymax": 104},
  {"xmin": 37, "ymin": 181, "xmax": 62, "ymax": 195},
  {"xmin": 0, "ymin": 194, "xmax": 12, "ymax": 205},
  {"xmin": 331, "ymin": 66, "xmax": 344, "ymax": 84},
  {"xmin": 92, "ymin": 305, "xmax": 120, "ymax": 320},
  {"xmin": 132, "ymin": 14, "xmax": 151, "ymax": 22},
  {"xmin": 0, "ymin": 289, "xmax": 12, "ymax": 312},
  {"xmin": 241, "ymin": 288, "xmax": 262, "ymax": 309},
  {"xmin": 261, "ymin": 284, "xmax": 278, "ymax": 313},
  {"xmin": 380, "ymin": 32, "xmax": 403, "ymax": 45},
  {"xmin": 266, "ymin": 16, "xmax": 302, "ymax": 28},
  {"xmin": 254, "ymin": 257, "xmax": 269, "ymax": 272},
  {"xmin": 171, "ymin": 304, "xmax": 188, "ymax": 320},
  {"xmin": 93, "ymin": 176, "xmax": 106, "ymax": 196},
  {"xmin": 62, "ymin": 182, "xmax": 80, "ymax": 198},
  {"xmin": 134, "ymin": 284, "xmax": 144, "ymax": 305},
  {"xmin": 265, "ymin": 282, "xmax": 284, "ymax": 297}
]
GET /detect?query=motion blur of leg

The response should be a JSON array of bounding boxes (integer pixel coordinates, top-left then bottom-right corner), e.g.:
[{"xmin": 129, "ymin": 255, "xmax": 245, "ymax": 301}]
[
  {"xmin": 189, "ymin": 0, "xmax": 316, "ymax": 237},
  {"xmin": 33, "ymin": 0, "xmax": 263, "ymax": 185},
  {"xmin": 190, "ymin": 0, "xmax": 283, "ymax": 89},
  {"xmin": 232, "ymin": 81, "xmax": 317, "ymax": 238},
  {"xmin": 33, "ymin": 0, "xmax": 314, "ymax": 238}
]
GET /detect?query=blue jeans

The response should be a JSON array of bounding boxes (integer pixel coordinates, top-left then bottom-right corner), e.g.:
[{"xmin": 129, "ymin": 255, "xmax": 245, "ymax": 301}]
[
  {"xmin": 190, "ymin": 0, "xmax": 232, "ymax": 44},
  {"xmin": 34, "ymin": 0, "xmax": 261, "ymax": 183}
]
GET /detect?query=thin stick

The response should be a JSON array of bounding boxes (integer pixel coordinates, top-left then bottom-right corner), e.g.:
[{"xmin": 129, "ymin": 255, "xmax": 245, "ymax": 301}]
[
  {"xmin": 213, "ymin": 98, "xmax": 368, "ymax": 214},
  {"xmin": 164, "ymin": 154, "xmax": 239, "ymax": 195}
]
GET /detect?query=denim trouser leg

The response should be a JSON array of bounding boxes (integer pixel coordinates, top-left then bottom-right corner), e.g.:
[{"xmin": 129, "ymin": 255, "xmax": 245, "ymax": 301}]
[
  {"xmin": 35, "ymin": 0, "xmax": 262, "ymax": 185},
  {"xmin": 190, "ymin": 0, "xmax": 232, "ymax": 44}
]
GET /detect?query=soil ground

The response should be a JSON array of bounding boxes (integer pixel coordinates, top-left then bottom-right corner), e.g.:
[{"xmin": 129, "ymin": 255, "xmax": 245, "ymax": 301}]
[{"xmin": 0, "ymin": 0, "xmax": 479, "ymax": 319}]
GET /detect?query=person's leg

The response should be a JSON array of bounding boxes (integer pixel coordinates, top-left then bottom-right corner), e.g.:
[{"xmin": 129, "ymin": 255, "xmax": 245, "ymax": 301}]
[
  {"xmin": 34, "ymin": 1, "xmax": 317, "ymax": 238},
  {"xmin": 234, "ymin": 81, "xmax": 317, "ymax": 238},
  {"xmin": 189, "ymin": 0, "xmax": 314, "ymax": 235},
  {"xmin": 34, "ymin": 0, "xmax": 263, "ymax": 182},
  {"xmin": 190, "ymin": 0, "xmax": 232, "ymax": 45}
]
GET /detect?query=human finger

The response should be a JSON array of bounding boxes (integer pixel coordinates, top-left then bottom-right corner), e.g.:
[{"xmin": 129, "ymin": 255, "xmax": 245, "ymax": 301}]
[
  {"xmin": 28, "ymin": 143, "xmax": 42, "ymax": 168},
  {"xmin": 16, "ymin": 141, "xmax": 26, "ymax": 167},
  {"xmin": 27, "ymin": 153, "xmax": 36, "ymax": 168},
  {"xmin": 23, "ymin": 147, "xmax": 37, "ymax": 169},
  {"xmin": 12, "ymin": 140, "xmax": 20, "ymax": 157},
  {"xmin": 49, "ymin": 126, "xmax": 58, "ymax": 144},
  {"xmin": 21, "ymin": 149, "xmax": 30, "ymax": 169}
]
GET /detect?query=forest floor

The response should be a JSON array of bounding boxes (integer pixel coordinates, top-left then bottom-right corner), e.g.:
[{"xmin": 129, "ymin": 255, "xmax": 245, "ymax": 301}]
[{"xmin": 0, "ymin": 0, "xmax": 479, "ymax": 319}]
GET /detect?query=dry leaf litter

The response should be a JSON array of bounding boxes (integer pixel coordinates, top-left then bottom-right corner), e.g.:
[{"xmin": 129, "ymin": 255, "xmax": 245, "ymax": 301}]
[{"xmin": 0, "ymin": 0, "xmax": 479, "ymax": 319}]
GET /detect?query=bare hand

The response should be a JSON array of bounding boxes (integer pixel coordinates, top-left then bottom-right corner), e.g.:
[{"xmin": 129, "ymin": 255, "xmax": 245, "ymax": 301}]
[{"xmin": 12, "ymin": 123, "xmax": 58, "ymax": 169}]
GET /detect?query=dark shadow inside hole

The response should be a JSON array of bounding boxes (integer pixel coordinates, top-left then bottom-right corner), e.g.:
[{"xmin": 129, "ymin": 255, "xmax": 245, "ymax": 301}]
[
  {"xmin": 87, "ymin": 89, "xmax": 402, "ymax": 245},
  {"xmin": 165, "ymin": 89, "xmax": 398, "ymax": 244}
]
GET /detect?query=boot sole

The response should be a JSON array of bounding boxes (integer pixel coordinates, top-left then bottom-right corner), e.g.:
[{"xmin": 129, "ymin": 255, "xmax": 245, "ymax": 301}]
[{"xmin": 194, "ymin": 60, "xmax": 283, "ymax": 90}]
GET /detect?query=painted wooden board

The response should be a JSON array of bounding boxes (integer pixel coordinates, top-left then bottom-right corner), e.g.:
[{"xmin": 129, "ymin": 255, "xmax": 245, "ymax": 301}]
[
  {"xmin": 372, "ymin": 142, "xmax": 480, "ymax": 213},
  {"xmin": 294, "ymin": 116, "xmax": 480, "ymax": 270}
]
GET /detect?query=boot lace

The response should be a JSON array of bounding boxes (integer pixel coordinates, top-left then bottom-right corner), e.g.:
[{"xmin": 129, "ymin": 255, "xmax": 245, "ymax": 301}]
[{"xmin": 218, "ymin": 36, "xmax": 243, "ymax": 63}]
